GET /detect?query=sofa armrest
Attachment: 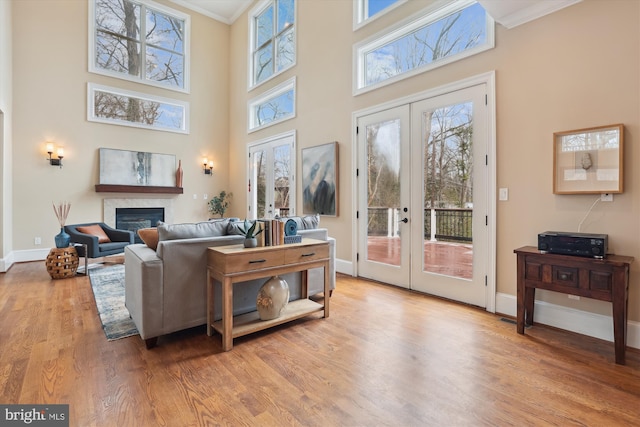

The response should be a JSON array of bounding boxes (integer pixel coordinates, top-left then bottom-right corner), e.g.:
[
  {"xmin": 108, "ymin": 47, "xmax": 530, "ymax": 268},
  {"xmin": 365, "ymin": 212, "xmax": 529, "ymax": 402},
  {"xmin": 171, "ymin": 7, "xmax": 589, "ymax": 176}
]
[
  {"xmin": 124, "ymin": 244, "xmax": 164, "ymax": 340},
  {"xmin": 102, "ymin": 223, "xmax": 135, "ymax": 243},
  {"xmin": 64, "ymin": 226, "xmax": 100, "ymax": 256}
]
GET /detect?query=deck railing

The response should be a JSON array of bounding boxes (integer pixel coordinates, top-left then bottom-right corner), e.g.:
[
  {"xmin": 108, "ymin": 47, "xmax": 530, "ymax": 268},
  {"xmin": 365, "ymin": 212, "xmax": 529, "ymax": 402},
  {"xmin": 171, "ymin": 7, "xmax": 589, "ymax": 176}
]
[{"xmin": 367, "ymin": 207, "xmax": 472, "ymax": 242}]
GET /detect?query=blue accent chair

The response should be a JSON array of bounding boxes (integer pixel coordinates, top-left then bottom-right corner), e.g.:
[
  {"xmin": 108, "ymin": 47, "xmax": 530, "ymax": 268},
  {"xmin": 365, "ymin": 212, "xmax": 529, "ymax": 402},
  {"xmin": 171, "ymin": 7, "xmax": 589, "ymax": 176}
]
[{"xmin": 64, "ymin": 222, "xmax": 134, "ymax": 273}]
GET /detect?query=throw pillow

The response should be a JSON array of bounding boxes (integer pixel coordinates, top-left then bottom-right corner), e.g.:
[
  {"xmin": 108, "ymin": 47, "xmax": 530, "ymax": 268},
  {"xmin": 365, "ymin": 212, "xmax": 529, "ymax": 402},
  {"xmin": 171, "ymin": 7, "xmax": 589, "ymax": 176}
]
[
  {"xmin": 284, "ymin": 214, "xmax": 320, "ymax": 230},
  {"xmin": 157, "ymin": 219, "xmax": 231, "ymax": 241},
  {"xmin": 76, "ymin": 224, "xmax": 111, "ymax": 243},
  {"xmin": 137, "ymin": 228, "xmax": 159, "ymax": 250}
]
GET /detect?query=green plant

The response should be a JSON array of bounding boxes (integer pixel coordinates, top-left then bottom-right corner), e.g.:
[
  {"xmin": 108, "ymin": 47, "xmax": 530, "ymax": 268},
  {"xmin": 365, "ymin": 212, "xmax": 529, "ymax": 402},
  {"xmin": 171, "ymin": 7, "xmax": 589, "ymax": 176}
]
[
  {"xmin": 208, "ymin": 191, "xmax": 232, "ymax": 218},
  {"xmin": 238, "ymin": 219, "xmax": 263, "ymax": 239}
]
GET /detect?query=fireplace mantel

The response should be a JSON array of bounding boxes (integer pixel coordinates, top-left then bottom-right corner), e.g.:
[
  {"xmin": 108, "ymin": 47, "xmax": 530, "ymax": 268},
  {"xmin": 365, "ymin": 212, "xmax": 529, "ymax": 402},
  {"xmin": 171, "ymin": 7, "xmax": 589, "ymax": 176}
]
[{"xmin": 95, "ymin": 185, "xmax": 183, "ymax": 194}]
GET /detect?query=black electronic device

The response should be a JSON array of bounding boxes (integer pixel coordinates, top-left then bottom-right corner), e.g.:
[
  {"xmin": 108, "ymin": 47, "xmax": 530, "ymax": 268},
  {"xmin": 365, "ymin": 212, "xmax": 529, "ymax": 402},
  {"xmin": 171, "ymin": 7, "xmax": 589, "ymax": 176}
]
[{"xmin": 537, "ymin": 231, "xmax": 608, "ymax": 259}]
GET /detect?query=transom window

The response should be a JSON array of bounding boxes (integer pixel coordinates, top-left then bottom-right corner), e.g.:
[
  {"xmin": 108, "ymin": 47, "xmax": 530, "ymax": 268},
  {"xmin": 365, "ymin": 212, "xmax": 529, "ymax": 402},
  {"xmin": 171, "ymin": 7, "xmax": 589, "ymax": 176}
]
[
  {"xmin": 248, "ymin": 77, "xmax": 296, "ymax": 132},
  {"xmin": 249, "ymin": 0, "xmax": 296, "ymax": 89},
  {"xmin": 354, "ymin": 0, "xmax": 494, "ymax": 94},
  {"xmin": 90, "ymin": 0, "xmax": 190, "ymax": 92},
  {"xmin": 88, "ymin": 83, "xmax": 189, "ymax": 134}
]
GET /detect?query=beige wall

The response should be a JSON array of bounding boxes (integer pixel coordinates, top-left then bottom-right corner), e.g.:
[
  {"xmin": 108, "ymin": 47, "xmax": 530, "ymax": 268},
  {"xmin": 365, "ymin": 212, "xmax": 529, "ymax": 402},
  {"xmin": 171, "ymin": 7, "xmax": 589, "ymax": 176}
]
[
  {"xmin": 11, "ymin": 0, "xmax": 230, "ymax": 252},
  {"xmin": 229, "ymin": 0, "xmax": 640, "ymax": 320}
]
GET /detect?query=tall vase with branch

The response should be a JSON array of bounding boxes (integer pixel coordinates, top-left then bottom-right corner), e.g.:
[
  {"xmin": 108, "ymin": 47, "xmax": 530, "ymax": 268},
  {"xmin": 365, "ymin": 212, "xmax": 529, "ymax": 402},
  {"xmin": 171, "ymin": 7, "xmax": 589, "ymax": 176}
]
[{"xmin": 53, "ymin": 201, "xmax": 71, "ymax": 248}]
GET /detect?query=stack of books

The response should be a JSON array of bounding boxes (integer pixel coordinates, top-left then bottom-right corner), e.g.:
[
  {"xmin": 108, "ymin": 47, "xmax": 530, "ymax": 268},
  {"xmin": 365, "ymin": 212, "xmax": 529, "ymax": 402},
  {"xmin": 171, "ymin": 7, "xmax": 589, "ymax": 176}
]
[{"xmin": 256, "ymin": 218, "xmax": 300, "ymax": 246}]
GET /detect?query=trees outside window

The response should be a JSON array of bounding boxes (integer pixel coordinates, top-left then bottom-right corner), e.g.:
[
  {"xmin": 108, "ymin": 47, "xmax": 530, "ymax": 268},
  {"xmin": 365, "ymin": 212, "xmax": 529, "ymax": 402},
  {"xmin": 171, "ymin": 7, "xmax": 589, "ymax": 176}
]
[
  {"xmin": 91, "ymin": 0, "xmax": 189, "ymax": 92},
  {"xmin": 250, "ymin": 0, "xmax": 295, "ymax": 88}
]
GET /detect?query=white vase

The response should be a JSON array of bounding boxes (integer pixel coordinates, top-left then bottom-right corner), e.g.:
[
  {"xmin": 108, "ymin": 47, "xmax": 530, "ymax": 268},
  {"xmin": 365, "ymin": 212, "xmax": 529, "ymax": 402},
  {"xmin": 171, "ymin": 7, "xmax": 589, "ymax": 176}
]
[{"xmin": 256, "ymin": 276, "xmax": 289, "ymax": 320}]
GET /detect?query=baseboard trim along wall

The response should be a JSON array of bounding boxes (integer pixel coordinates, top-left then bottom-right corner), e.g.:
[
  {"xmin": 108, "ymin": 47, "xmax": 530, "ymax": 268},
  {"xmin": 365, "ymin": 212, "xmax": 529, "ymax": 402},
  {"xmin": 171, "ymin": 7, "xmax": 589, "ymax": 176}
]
[{"xmin": 496, "ymin": 292, "xmax": 639, "ymax": 351}]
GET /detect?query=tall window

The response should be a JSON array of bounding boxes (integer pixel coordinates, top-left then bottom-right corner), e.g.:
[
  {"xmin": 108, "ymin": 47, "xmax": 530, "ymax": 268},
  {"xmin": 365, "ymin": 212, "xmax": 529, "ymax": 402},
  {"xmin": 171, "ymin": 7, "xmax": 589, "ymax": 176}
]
[
  {"xmin": 90, "ymin": 0, "xmax": 190, "ymax": 92},
  {"xmin": 354, "ymin": 0, "xmax": 493, "ymax": 94},
  {"xmin": 249, "ymin": 0, "xmax": 296, "ymax": 88}
]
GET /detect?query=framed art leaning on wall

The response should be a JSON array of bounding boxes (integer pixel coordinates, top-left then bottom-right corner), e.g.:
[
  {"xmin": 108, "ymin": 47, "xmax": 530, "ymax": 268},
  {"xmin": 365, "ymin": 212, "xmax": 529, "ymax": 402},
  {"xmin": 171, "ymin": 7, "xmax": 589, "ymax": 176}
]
[{"xmin": 553, "ymin": 124, "xmax": 624, "ymax": 194}]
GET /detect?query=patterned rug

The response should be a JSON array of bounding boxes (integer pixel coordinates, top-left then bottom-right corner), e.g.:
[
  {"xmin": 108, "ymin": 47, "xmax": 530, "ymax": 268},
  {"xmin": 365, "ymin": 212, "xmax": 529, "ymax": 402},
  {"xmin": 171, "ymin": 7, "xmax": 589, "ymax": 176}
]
[{"xmin": 88, "ymin": 264, "xmax": 139, "ymax": 341}]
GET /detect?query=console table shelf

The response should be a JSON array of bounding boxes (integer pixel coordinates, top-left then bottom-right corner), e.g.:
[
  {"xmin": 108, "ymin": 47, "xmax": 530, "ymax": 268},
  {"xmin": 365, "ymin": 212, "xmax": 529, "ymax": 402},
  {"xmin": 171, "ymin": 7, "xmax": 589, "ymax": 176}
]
[
  {"xmin": 211, "ymin": 299, "xmax": 323, "ymax": 339},
  {"xmin": 514, "ymin": 246, "xmax": 633, "ymax": 364}
]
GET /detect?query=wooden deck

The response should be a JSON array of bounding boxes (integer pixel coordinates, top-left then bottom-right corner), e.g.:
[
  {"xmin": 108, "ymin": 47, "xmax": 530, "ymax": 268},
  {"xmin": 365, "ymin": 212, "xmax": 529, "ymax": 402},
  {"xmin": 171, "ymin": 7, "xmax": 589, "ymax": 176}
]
[{"xmin": 367, "ymin": 236, "xmax": 473, "ymax": 279}]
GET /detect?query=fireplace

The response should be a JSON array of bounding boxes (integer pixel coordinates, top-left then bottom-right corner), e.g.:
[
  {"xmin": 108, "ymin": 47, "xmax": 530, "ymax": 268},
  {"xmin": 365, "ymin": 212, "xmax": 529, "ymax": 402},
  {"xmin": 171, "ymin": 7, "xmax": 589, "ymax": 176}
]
[{"xmin": 116, "ymin": 208, "xmax": 164, "ymax": 243}]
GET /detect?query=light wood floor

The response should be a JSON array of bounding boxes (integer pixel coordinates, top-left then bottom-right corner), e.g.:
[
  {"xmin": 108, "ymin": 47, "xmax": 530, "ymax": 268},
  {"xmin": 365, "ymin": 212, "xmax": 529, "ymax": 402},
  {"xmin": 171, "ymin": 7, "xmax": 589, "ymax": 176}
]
[{"xmin": 1, "ymin": 262, "xmax": 639, "ymax": 426}]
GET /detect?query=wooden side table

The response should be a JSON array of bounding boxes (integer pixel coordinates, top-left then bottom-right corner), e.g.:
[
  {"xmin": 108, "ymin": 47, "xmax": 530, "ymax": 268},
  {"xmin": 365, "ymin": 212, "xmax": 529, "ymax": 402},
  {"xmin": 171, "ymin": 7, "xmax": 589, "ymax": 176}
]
[
  {"xmin": 46, "ymin": 247, "xmax": 79, "ymax": 279},
  {"xmin": 514, "ymin": 246, "xmax": 633, "ymax": 364}
]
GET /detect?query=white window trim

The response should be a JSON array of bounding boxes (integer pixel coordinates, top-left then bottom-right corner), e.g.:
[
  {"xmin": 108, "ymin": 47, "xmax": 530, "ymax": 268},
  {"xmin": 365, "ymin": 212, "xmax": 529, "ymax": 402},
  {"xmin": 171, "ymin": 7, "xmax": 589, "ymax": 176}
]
[
  {"xmin": 353, "ymin": 0, "xmax": 494, "ymax": 96},
  {"xmin": 353, "ymin": 0, "xmax": 408, "ymax": 31},
  {"xmin": 87, "ymin": 82, "xmax": 190, "ymax": 134},
  {"xmin": 88, "ymin": 0, "xmax": 191, "ymax": 94},
  {"xmin": 248, "ymin": 77, "xmax": 296, "ymax": 133},
  {"xmin": 247, "ymin": 0, "xmax": 297, "ymax": 91}
]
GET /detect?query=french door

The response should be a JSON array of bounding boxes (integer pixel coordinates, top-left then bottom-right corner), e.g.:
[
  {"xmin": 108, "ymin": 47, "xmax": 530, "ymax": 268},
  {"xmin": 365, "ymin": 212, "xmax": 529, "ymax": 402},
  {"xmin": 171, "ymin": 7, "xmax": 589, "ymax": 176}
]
[
  {"xmin": 357, "ymin": 84, "xmax": 489, "ymax": 307},
  {"xmin": 248, "ymin": 131, "xmax": 296, "ymax": 219}
]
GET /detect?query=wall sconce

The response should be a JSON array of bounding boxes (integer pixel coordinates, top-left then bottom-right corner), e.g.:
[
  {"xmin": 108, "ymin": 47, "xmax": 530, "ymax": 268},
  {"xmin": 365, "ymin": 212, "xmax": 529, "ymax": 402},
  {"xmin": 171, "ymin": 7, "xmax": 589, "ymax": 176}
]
[
  {"xmin": 203, "ymin": 157, "xmax": 213, "ymax": 175},
  {"xmin": 46, "ymin": 142, "xmax": 64, "ymax": 168}
]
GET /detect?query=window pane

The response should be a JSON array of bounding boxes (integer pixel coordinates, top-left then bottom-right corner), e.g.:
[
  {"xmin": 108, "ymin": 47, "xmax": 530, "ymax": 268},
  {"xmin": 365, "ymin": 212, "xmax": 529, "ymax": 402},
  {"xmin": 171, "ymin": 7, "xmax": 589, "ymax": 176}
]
[
  {"xmin": 91, "ymin": 86, "xmax": 187, "ymax": 133},
  {"xmin": 366, "ymin": 0, "xmax": 399, "ymax": 19},
  {"xmin": 275, "ymin": 27, "xmax": 295, "ymax": 72},
  {"xmin": 277, "ymin": 0, "xmax": 295, "ymax": 33},
  {"xmin": 273, "ymin": 144, "xmax": 291, "ymax": 212},
  {"xmin": 96, "ymin": 32, "xmax": 140, "ymax": 76},
  {"xmin": 146, "ymin": 45, "xmax": 184, "ymax": 87},
  {"xmin": 146, "ymin": 9, "xmax": 184, "ymax": 53},
  {"xmin": 256, "ymin": 90, "xmax": 294, "ymax": 126},
  {"xmin": 256, "ymin": 5, "xmax": 274, "ymax": 48},
  {"xmin": 360, "ymin": 2, "xmax": 490, "ymax": 91},
  {"xmin": 96, "ymin": 0, "xmax": 140, "ymax": 37},
  {"xmin": 254, "ymin": 43, "xmax": 273, "ymax": 84},
  {"xmin": 254, "ymin": 150, "xmax": 267, "ymax": 218}
]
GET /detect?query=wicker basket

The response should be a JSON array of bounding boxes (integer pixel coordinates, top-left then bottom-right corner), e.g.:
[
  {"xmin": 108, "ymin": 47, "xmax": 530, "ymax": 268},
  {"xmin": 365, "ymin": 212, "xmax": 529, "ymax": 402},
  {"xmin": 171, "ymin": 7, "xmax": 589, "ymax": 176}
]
[{"xmin": 45, "ymin": 247, "xmax": 79, "ymax": 279}]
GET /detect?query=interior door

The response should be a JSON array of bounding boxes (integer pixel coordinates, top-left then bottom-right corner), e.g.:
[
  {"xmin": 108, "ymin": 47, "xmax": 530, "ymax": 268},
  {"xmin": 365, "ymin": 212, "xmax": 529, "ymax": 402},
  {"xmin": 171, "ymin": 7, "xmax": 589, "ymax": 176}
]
[
  {"xmin": 356, "ymin": 105, "xmax": 411, "ymax": 288},
  {"xmin": 410, "ymin": 85, "xmax": 488, "ymax": 307},
  {"xmin": 356, "ymin": 84, "xmax": 488, "ymax": 307}
]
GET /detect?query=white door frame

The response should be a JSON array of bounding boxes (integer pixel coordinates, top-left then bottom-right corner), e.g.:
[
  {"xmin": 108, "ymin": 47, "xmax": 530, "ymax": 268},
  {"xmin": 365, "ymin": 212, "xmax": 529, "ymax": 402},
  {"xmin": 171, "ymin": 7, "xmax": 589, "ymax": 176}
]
[{"xmin": 351, "ymin": 71, "xmax": 497, "ymax": 313}]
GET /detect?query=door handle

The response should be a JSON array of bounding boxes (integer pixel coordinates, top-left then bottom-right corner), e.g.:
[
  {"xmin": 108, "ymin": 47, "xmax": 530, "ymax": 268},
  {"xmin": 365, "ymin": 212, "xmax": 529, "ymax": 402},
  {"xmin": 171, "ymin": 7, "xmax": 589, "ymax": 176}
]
[{"xmin": 401, "ymin": 218, "xmax": 408, "ymax": 223}]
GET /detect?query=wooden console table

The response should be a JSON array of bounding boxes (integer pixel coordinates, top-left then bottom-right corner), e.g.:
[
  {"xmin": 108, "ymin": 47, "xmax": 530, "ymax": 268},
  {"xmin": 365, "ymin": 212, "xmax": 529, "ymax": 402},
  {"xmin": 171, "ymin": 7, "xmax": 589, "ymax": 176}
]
[
  {"xmin": 514, "ymin": 246, "xmax": 633, "ymax": 364},
  {"xmin": 207, "ymin": 238, "xmax": 330, "ymax": 351}
]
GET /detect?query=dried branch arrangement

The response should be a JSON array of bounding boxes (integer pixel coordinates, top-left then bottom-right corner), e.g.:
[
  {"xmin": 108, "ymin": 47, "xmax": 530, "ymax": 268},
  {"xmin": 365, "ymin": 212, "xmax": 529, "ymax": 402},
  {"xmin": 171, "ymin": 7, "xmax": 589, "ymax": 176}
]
[{"xmin": 52, "ymin": 201, "xmax": 71, "ymax": 227}]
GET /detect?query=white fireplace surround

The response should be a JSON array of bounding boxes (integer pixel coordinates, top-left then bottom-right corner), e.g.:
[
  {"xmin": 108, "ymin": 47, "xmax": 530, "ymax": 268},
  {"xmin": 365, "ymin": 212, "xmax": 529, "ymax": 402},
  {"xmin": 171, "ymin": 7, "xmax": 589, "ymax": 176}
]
[{"xmin": 104, "ymin": 198, "xmax": 174, "ymax": 228}]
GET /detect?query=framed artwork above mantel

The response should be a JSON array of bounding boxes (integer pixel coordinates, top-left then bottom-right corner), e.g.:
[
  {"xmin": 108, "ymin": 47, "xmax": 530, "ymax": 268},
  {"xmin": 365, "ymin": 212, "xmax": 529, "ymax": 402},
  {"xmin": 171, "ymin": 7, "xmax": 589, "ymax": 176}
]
[
  {"xmin": 553, "ymin": 124, "xmax": 624, "ymax": 194},
  {"xmin": 96, "ymin": 148, "xmax": 182, "ymax": 194}
]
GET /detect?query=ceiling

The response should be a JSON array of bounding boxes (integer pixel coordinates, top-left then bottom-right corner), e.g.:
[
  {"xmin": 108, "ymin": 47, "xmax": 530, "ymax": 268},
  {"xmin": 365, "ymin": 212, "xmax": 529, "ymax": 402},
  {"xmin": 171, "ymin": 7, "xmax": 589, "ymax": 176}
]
[{"xmin": 170, "ymin": 0, "xmax": 582, "ymax": 28}]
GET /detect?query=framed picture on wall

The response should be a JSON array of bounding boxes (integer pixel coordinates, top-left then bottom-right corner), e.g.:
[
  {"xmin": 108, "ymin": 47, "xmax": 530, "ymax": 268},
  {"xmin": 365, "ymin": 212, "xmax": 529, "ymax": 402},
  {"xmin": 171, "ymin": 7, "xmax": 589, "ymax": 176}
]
[
  {"xmin": 553, "ymin": 124, "xmax": 624, "ymax": 194},
  {"xmin": 301, "ymin": 142, "xmax": 338, "ymax": 216}
]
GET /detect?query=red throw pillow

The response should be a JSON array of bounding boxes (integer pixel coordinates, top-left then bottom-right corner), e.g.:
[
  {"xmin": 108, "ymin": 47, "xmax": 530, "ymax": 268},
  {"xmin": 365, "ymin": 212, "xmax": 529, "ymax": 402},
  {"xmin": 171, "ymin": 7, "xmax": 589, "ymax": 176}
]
[
  {"xmin": 137, "ymin": 228, "xmax": 159, "ymax": 251},
  {"xmin": 76, "ymin": 224, "xmax": 111, "ymax": 243}
]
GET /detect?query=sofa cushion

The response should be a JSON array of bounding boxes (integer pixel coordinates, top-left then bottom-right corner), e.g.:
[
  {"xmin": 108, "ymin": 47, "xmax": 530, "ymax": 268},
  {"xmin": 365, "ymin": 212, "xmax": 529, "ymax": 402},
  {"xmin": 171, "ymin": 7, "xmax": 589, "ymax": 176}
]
[
  {"xmin": 157, "ymin": 219, "xmax": 230, "ymax": 241},
  {"xmin": 76, "ymin": 224, "xmax": 111, "ymax": 243},
  {"xmin": 137, "ymin": 228, "xmax": 159, "ymax": 250},
  {"xmin": 284, "ymin": 214, "xmax": 320, "ymax": 230}
]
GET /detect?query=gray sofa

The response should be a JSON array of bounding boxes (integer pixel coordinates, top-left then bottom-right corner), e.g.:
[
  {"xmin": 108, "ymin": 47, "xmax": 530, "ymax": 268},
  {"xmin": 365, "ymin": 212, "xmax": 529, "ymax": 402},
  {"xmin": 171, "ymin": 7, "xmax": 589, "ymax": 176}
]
[{"xmin": 124, "ymin": 217, "xmax": 336, "ymax": 348}]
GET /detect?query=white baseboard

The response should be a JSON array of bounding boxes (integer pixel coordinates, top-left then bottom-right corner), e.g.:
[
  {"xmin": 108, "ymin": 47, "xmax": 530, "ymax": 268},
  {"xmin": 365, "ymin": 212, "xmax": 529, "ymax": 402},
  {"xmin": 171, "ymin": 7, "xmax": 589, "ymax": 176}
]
[
  {"xmin": 336, "ymin": 258, "xmax": 353, "ymax": 276},
  {"xmin": 1, "ymin": 248, "xmax": 49, "ymax": 272},
  {"xmin": 496, "ymin": 292, "xmax": 639, "ymax": 350}
]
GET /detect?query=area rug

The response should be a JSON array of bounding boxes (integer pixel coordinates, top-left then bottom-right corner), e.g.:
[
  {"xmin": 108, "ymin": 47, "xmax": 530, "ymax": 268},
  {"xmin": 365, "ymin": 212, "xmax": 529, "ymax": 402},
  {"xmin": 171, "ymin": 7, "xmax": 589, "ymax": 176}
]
[{"xmin": 88, "ymin": 264, "xmax": 139, "ymax": 341}]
